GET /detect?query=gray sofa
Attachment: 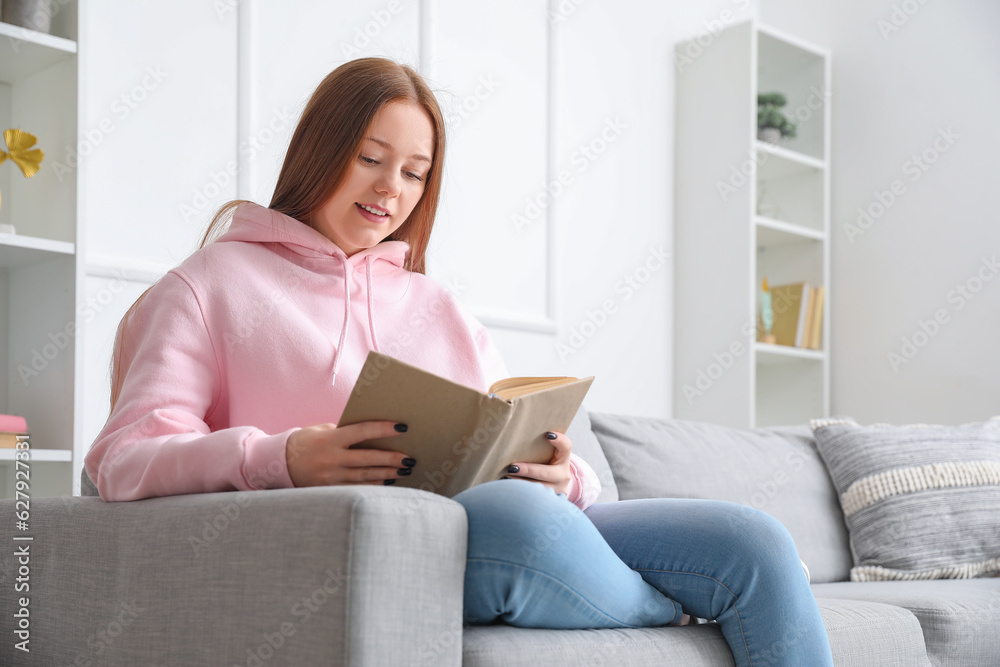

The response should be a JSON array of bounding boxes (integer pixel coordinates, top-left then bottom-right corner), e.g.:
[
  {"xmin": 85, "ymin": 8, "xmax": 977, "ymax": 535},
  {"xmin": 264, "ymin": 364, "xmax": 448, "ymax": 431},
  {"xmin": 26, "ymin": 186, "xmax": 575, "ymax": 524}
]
[{"xmin": 2, "ymin": 408, "xmax": 998, "ymax": 666}]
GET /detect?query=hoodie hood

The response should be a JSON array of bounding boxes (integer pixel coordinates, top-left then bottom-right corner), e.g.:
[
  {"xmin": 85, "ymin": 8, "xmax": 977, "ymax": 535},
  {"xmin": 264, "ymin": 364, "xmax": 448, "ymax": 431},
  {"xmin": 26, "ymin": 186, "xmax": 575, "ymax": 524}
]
[{"xmin": 219, "ymin": 201, "xmax": 411, "ymax": 386}]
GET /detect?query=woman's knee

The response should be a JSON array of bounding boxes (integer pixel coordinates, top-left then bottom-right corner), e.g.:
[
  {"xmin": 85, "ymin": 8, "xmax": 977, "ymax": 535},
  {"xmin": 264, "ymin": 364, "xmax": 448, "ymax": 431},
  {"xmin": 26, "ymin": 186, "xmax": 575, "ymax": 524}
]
[
  {"xmin": 454, "ymin": 479, "xmax": 570, "ymax": 523},
  {"xmin": 718, "ymin": 502, "xmax": 801, "ymax": 569},
  {"xmin": 454, "ymin": 480, "xmax": 584, "ymax": 562}
]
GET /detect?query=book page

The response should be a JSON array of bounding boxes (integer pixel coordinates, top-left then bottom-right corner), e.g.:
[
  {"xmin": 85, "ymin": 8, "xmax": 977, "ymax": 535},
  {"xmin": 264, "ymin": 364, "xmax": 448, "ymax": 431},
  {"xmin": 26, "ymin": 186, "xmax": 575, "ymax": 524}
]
[
  {"xmin": 488, "ymin": 376, "xmax": 579, "ymax": 400},
  {"xmin": 474, "ymin": 377, "xmax": 595, "ymax": 485}
]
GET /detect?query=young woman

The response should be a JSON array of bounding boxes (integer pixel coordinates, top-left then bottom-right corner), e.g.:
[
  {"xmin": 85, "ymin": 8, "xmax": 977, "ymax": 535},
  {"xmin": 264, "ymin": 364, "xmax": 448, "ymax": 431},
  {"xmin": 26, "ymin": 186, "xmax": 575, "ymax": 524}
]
[{"xmin": 86, "ymin": 57, "xmax": 834, "ymax": 667}]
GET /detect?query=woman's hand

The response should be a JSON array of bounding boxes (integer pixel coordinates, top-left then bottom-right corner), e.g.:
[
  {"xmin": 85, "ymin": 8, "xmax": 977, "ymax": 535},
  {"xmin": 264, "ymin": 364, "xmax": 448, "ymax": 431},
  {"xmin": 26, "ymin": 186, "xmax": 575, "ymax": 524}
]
[
  {"xmin": 504, "ymin": 431, "xmax": 573, "ymax": 495},
  {"xmin": 285, "ymin": 421, "xmax": 415, "ymax": 487}
]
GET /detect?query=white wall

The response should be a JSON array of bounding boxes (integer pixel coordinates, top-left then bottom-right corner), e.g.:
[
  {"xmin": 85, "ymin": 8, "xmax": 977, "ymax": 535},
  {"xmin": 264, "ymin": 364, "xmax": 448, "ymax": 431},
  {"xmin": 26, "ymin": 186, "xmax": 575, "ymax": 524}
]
[
  {"xmin": 79, "ymin": 0, "xmax": 761, "ymax": 484},
  {"xmin": 760, "ymin": 0, "xmax": 1000, "ymax": 424},
  {"xmin": 487, "ymin": 0, "xmax": 759, "ymax": 417}
]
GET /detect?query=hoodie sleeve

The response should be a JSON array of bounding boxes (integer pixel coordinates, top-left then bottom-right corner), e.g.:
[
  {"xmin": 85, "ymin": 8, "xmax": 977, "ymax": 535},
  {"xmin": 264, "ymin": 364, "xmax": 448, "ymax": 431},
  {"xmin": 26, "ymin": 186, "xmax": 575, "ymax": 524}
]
[
  {"xmin": 473, "ymin": 324, "xmax": 601, "ymax": 510},
  {"xmin": 85, "ymin": 270, "xmax": 297, "ymax": 502},
  {"xmin": 565, "ymin": 453, "xmax": 602, "ymax": 510}
]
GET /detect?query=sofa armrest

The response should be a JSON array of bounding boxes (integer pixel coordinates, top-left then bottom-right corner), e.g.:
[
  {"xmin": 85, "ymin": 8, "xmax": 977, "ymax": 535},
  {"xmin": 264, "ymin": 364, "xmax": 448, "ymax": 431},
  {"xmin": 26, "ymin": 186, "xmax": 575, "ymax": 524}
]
[{"xmin": 1, "ymin": 486, "xmax": 467, "ymax": 666}]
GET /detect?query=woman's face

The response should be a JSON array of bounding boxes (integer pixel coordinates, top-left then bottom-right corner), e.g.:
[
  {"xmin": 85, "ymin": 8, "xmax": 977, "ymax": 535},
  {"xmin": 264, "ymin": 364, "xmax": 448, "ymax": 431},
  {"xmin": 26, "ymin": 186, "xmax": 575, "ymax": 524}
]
[{"xmin": 311, "ymin": 100, "xmax": 434, "ymax": 256}]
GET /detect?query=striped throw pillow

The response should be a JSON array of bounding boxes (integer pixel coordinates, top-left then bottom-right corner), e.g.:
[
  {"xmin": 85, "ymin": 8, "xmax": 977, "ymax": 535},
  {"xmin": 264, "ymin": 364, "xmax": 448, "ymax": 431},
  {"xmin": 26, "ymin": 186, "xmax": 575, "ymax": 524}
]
[{"xmin": 810, "ymin": 416, "xmax": 1000, "ymax": 582}]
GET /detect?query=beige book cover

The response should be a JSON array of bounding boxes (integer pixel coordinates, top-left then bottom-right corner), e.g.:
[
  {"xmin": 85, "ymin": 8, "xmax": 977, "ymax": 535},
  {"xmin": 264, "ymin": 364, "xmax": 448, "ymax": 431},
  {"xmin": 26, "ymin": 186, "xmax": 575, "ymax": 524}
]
[
  {"xmin": 809, "ymin": 285, "xmax": 826, "ymax": 349},
  {"xmin": 338, "ymin": 351, "xmax": 594, "ymax": 497},
  {"xmin": 801, "ymin": 286, "xmax": 816, "ymax": 349},
  {"xmin": 770, "ymin": 282, "xmax": 809, "ymax": 347}
]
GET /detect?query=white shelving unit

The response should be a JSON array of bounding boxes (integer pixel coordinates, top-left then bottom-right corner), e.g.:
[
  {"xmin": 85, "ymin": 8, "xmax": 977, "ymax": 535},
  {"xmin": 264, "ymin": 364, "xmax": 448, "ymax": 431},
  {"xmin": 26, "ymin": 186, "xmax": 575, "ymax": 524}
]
[
  {"xmin": 674, "ymin": 20, "xmax": 830, "ymax": 429},
  {"xmin": 0, "ymin": 6, "xmax": 81, "ymax": 499}
]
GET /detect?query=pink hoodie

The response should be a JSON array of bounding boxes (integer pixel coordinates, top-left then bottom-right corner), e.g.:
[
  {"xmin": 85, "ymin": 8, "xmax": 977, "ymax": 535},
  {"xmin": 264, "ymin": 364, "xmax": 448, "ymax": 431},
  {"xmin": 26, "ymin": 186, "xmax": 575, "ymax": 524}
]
[{"xmin": 86, "ymin": 202, "xmax": 600, "ymax": 507}]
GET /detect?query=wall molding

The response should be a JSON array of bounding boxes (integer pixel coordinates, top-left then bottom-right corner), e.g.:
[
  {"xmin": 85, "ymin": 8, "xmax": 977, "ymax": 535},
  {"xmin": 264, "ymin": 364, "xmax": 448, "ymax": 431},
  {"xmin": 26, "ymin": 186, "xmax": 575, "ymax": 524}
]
[
  {"xmin": 237, "ymin": 0, "xmax": 254, "ymax": 199},
  {"xmin": 543, "ymin": 0, "xmax": 558, "ymax": 333},
  {"xmin": 474, "ymin": 306, "xmax": 558, "ymax": 334},
  {"xmin": 86, "ymin": 254, "xmax": 171, "ymax": 284}
]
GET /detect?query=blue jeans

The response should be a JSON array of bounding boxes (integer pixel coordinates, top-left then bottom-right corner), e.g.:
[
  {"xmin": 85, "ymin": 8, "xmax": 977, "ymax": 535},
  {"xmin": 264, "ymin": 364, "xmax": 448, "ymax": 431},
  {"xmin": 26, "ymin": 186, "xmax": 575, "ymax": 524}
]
[{"xmin": 454, "ymin": 479, "xmax": 833, "ymax": 667}]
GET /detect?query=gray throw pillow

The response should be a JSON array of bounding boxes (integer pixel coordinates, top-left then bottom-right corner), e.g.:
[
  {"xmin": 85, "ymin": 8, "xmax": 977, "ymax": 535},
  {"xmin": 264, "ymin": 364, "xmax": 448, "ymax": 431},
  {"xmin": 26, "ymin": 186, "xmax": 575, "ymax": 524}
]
[{"xmin": 810, "ymin": 416, "xmax": 1000, "ymax": 582}]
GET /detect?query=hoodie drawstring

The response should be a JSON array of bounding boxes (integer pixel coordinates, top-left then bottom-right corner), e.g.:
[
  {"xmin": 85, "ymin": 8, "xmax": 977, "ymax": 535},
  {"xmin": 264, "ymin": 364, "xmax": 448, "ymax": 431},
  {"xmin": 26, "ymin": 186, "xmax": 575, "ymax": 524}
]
[
  {"xmin": 331, "ymin": 255, "xmax": 351, "ymax": 386},
  {"xmin": 366, "ymin": 256, "xmax": 381, "ymax": 354},
  {"xmin": 330, "ymin": 255, "xmax": 382, "ymax": 386}
]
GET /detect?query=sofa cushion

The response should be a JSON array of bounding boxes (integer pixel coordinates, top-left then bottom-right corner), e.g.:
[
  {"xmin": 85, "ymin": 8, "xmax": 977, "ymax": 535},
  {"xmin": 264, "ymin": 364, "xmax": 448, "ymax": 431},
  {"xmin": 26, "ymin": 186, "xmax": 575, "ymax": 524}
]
[
  {"xmin": 811, "ymin": 416, "xmax": 1000, "ymax": 581},
  {"xmin": 589, "ymin": 414, "xmax": 852, "ymax": 583},
  {"xmin": 812, "ymin": 579, "xmax": 1000, "ymax": 667},
  {"xmin": 566, "ymin": 406, "xmax": 619, "ymax": 503},
  {"xmin": 462, "ymin": 597, "xmax": 930, "ymax": 666}
]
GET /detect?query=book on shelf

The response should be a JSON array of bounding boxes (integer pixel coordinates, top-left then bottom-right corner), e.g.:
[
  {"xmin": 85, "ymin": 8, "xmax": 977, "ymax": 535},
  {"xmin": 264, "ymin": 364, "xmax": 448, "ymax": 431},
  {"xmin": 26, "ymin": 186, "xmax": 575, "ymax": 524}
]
[
  {"xmin": 767, "ymin": 282, "xmax": 824, "ymax": 350},
  {"xmin": 808, "ymin": 285, "xmax": 825, "ymax": 349},
  {"xmin": 0, "ymin": 414, "xmax": 29, "ymax": 449},
  {"xmin": 338, "ymin": 351, "xmax": 594, "ymax": 498}
]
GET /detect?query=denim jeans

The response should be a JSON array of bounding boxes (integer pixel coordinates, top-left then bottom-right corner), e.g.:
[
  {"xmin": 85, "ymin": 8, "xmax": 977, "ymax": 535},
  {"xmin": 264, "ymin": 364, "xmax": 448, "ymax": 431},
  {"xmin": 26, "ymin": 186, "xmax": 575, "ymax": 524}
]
[{"xmin": 454, "ymin": 479, "xmax": 833, "ymax": 667}]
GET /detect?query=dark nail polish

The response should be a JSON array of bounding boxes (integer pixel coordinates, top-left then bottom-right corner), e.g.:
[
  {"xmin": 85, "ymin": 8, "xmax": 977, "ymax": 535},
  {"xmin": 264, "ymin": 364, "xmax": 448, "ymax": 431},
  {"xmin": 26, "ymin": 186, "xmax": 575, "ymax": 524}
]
[
  {"xmin": 394, "ymin": 423, "xmax": 408, "ymax": 433},
  {"xmin": 397, "ymin": 467, "xmax": 412, "ymax": 477},
  {"xmin": 383, "ymin": 479, "xmax": 396, "ymax": 486},
  {"xmin": 402, "ymin": 458, "xmax": 417, "ymax": 468},
  {"xmin": 507, "ymin": 464, "xmax": 520, "ymax": 474},
  {"xmin": 545, "ymin": 432, "xmax": 557, "ymax": 440}
]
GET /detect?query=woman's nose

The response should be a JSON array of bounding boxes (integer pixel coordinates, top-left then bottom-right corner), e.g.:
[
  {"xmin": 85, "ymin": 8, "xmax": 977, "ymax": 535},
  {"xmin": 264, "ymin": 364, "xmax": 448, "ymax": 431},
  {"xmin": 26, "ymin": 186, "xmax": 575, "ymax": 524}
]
[{"xmin": 375, "ymin": 170, "xmax": 401, "ymax": 196}]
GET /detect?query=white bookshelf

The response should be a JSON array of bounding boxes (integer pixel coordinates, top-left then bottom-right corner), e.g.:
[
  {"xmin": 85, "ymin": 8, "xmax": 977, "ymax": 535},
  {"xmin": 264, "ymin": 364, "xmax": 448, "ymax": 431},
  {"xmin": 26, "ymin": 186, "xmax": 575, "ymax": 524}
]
[
  {"xmin": 674, "ymin": 20, "xmax": 831, "ymax": 428},
  {"xmin": 0, "ymin": 6, "xmax": 81, "ymax": 499}
]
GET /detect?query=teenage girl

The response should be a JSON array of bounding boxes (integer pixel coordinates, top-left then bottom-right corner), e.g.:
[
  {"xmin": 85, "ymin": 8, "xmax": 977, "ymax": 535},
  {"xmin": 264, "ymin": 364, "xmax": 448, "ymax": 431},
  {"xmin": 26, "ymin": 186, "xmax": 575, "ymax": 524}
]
[{"xmin": 86, "ymin": 57, "xmax": 834, "ymax": 667}]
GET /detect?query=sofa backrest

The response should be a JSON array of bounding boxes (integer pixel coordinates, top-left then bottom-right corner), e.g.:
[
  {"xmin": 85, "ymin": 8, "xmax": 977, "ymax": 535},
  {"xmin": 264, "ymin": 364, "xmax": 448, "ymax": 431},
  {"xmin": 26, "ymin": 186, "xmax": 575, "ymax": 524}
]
[
  {"xmin": 588, "ymin": 412, "xmax": 853, "ymax": 584},
  {"xmin": 81, "ymin": 467, "xmax": 99, "ymax": 496},
  {"xmin": 566, "ymin": 406, "xmax": 620, "ymax": 503}
]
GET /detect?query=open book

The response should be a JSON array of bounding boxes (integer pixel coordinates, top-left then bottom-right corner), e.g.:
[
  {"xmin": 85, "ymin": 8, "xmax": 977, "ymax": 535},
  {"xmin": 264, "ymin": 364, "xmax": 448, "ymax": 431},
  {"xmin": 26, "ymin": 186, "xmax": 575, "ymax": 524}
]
[{"xmin": 338, "ymin": 351, "xmax": 594, "ymax": 497}]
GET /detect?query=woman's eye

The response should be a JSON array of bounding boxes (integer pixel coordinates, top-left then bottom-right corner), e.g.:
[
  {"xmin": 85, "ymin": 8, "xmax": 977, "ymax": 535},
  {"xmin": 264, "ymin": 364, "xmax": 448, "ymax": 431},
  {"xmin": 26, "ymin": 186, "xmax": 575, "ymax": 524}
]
[
  {"xmin": 406, "ymin": 171, "xmax": 424, "ymax": 182},
  {"xmin": 360, "ymin": 155, "xmax": 378, "ymax": 165}
]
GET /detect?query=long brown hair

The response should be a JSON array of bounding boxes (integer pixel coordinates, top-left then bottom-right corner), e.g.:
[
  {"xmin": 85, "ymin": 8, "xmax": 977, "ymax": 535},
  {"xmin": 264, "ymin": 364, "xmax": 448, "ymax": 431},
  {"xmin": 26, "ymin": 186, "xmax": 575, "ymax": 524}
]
[{"xmin": 109, "ymin": 57, "xmax": 446, "ymax": 413}]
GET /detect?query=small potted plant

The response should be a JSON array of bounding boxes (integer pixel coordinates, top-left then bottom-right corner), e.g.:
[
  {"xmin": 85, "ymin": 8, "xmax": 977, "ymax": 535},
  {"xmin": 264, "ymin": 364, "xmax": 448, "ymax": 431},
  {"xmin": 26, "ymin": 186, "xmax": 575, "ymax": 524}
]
[{"xmin": 757, "ymin": 92, "xmax": 797, "ymax": 144}]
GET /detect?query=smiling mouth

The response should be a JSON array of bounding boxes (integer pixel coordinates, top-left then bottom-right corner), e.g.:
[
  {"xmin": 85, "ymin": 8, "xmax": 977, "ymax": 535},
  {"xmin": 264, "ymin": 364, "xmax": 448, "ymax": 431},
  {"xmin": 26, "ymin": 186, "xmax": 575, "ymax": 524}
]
[{"xmin": 356, "ymin": 203, "xmax": 389, "ymax": 217}]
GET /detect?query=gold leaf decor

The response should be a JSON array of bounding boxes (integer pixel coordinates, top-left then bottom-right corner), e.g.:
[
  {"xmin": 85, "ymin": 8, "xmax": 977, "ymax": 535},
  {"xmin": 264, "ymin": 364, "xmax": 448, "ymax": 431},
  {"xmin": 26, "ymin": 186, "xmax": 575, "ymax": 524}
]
[{"xmin": 1, "ymin": 128, "xmax": 44, "ymax": 178}]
